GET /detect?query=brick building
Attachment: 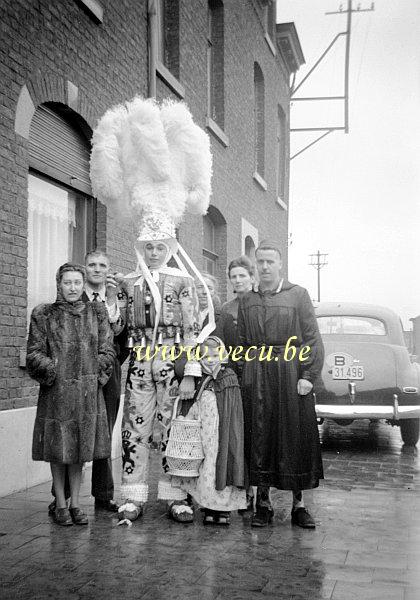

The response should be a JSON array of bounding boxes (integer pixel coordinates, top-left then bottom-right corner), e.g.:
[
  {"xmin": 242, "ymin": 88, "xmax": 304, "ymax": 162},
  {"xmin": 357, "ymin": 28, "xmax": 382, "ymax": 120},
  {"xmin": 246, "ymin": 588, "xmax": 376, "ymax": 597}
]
[{"xmin": 0, "ymin": 0, "xmax": 304, "ymax": 494}]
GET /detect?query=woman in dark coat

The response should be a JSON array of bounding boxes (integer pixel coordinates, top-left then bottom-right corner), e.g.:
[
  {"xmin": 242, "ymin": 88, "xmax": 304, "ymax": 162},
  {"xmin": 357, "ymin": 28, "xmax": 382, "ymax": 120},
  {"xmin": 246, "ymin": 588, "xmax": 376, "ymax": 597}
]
[
  {"xmin": 215, "ymin": 255, "xmax": 255, "ymax": 378},
  {"xmin": 27, "ymin": 263, "xmax": 115, "ymax": 526},
  {"xmin": 214, "ymin": 256, "xmax": 255, "ymax": 512}
]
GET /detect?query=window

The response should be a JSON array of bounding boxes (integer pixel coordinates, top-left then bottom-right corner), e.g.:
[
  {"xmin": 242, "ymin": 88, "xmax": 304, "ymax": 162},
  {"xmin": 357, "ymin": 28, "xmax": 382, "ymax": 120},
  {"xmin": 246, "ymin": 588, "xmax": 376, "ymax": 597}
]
[
  {"xmin": 27, "ymin": 174, "xmax": 94, "ymax": 321},
  {"xmin": 207, "ymin": 0, "xmax": 225, "ymax": 129},
  {"xmin": 157, "ymin": 0, "xmax": 180, "ymax": 79},
  {"xmin": 27, "ymin": 104, "xmax": 95, "ymax": 322},
  {"xmin": 244, "ymin": 235, "xmax": 256, "ymax": 264},
  {"xmin": 202, "ymin": 206, "xmax": 227, "ymax": 300},
  {"xmin": 317, "ymin": 316, "xmax": 387, "ymax": 336},
  {"xmin": 254, "ymin": 63, "xmax": 265, "ymax": 178},
  {"xmin": 203, "ymin": 213, "xmax": 218, "ymax": 275},
  {"xmin": 276, "ymin": 104, "xmax": 287, "ymax": 200}
]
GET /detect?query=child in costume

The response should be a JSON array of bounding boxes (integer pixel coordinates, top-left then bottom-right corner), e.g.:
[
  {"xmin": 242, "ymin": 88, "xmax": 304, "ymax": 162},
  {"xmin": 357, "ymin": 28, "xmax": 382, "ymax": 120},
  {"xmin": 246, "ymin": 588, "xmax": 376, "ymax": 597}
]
[
  {"xmin": 90, "ymin": 97, "xmax": 214, "ymax": 523},
  {"xmin": 171, "ymin": 336, "xmax": 247, "ymax": 524}
]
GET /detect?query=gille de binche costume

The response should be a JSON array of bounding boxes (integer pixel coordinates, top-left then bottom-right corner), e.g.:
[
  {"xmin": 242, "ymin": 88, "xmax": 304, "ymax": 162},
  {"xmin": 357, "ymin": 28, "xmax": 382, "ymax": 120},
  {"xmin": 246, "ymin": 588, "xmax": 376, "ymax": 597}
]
[{"xmin": 90, "ymin": 97, "xmax": 215, "ymax": 521}]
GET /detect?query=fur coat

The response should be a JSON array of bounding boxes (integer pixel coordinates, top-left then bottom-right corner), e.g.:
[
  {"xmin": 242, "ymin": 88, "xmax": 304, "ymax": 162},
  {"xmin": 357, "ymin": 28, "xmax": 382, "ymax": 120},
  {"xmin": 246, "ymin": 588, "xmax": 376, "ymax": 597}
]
[{"xmin": 27, "ymin": 300, "xmax": 115, "ymax": 464}]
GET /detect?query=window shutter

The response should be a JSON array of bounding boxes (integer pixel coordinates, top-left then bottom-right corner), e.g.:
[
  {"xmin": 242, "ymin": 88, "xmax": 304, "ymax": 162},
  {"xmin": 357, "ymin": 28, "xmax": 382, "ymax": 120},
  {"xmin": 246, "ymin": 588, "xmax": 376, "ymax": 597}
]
[{"xmin": 29, "ymin": 105, "xmax": 92, "ymax": 195}]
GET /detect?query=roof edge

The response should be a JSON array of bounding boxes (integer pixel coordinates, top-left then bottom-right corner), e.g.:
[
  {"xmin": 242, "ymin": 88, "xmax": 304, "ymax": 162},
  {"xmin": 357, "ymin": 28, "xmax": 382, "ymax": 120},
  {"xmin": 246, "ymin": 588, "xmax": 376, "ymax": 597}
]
[{"xmin": 276, "ymin": 22, "xmax": 305, "ymax": 74}]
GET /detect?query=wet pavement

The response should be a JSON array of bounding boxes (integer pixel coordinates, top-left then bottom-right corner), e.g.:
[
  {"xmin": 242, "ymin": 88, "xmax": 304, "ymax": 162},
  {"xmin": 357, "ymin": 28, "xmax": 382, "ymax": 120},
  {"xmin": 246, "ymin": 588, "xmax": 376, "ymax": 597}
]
[{"xmin": 0, "ymin": 419, "xmax": 419, "ymax": 600}]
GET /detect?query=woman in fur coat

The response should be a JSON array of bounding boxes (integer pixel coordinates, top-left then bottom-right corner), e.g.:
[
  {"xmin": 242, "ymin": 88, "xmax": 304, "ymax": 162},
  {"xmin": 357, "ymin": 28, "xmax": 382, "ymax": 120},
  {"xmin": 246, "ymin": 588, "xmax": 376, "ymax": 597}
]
[{"xmin": 27, "ymin": 263, "xmax": 115, "ymax": 526}]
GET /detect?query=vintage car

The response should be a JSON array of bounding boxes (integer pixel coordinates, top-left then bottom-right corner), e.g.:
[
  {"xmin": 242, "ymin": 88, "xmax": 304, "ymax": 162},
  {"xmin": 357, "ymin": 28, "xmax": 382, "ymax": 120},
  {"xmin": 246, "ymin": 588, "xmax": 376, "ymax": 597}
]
[{"xmin": 314, "ymin": 302, "xmax": 420, "ymax": 445}]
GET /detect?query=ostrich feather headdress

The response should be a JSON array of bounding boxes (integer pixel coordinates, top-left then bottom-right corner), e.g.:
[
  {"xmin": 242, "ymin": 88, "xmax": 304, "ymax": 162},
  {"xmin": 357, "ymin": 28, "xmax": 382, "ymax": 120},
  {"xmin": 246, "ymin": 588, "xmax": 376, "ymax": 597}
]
[
  {"xmin": 90, "ymin": 97, "xmax": 212, "ymax": 241},
  {"xmin": 90, "ymin": 97, "xmax": 215, "ymax": 346}
]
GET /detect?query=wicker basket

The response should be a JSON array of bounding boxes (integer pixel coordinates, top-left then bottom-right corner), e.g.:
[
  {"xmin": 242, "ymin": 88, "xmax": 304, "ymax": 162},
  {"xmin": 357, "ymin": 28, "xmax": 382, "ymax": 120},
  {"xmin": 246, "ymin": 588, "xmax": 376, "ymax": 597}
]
[{"xmin": 165, "ymin": 397, "xmax": 204, "ymax": 477}]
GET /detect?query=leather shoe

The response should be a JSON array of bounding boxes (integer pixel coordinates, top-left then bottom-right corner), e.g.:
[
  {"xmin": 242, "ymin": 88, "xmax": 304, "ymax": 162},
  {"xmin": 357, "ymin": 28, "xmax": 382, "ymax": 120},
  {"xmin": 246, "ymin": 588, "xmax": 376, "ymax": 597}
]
[
  {"xmin": 52, "ymin": 507, "xmax": 73, "ymax": 526},
  {"xmin": 48, "ymin": 498, "xmax": 70, "ymax": 515},
  {"xmin": 48, "ymin": 499, "xmax": 56, "ymax": 515},
  {"xmin": 291, "ymin": 507, "xmax": 315, "ymax": 529},
  {"xmin": 251, "ymin": 506, "xmax": 274, "ymax": 527},
  {"xmin": 69, "ymin": 507, "xmax": 89, "ymax": 525},
  {"xmin": 94, "ymin": 498, "xmax": 119, "ymax": 512}
]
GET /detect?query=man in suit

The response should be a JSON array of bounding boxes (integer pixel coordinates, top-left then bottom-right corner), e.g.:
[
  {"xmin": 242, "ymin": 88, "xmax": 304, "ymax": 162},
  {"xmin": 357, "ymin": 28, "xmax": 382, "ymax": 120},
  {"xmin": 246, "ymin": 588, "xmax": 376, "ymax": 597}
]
[
  {"xmin": 48, "ymin": 250, "xmax": 126, "ymax": 513},
  {"xmin": 83, "ymin": 250, "xmax": 127, "ymax": 511}
]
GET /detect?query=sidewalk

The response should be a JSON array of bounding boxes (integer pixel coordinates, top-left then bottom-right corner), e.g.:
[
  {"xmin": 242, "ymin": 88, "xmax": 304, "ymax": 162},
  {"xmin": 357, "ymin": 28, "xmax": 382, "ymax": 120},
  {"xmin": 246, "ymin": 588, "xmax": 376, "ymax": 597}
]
[{"xmin": 0, "ymin": 420, "xmax": 419, "ymax": 600}]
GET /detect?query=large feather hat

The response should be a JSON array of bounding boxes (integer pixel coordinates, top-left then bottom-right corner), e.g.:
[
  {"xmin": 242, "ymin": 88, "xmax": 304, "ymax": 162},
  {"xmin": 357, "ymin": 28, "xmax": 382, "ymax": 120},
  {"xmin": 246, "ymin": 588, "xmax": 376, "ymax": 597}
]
[
  {"xmin": 90, "ymin": 97, "xmax": 215, "ymax": 346},
  {"xmin": 90, "ymin": 97, "xmax": 212, "ymax": 242}
]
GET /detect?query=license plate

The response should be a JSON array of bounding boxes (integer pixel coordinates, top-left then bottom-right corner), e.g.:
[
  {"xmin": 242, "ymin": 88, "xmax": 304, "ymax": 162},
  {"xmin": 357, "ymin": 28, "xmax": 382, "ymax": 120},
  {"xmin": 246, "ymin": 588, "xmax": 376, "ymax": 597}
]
[{"xmin": 332, "ymin": 366, "xmax": 364, "ymax": 380}]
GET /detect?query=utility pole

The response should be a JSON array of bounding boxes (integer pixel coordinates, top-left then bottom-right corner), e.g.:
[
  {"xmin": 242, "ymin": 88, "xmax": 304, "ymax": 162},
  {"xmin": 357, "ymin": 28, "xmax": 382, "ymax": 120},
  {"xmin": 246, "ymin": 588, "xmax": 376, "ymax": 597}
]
[
  {"xmin": 309, "ymin": 251, "xmax": 328, "ymax": 302},
  {"xmin": 290, "ymin": 0, "xmax": 375, "ymax": 159},
  {"xmin": 344, "ymin": 0, "xmax": 352, "ymax": 133}
]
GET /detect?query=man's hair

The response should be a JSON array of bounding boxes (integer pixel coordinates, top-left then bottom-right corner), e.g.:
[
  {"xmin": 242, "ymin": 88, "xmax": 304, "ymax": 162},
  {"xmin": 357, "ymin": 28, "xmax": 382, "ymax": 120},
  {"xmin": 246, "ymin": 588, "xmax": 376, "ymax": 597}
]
[
  {"xmin": 84, "ymin": 249, "xmax": 109, "ymax": 264},
  {"xmin": 202, "ymin": 272, "xmax": 218, "ymax": 292},
  {"xmin": 228, "ymin": 255, "xmax": 254, "ymax": 278},
  {"xmin": 255, "ymin": 240, "xmax": 282, "ymax": 260}
]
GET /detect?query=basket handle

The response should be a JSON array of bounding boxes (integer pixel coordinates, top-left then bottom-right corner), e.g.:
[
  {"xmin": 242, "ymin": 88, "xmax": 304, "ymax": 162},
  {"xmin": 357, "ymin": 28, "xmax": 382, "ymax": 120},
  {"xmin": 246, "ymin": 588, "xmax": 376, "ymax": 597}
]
[{"xmin": 171, "ymin": 396, "xmax": 180, "ymax": 421}]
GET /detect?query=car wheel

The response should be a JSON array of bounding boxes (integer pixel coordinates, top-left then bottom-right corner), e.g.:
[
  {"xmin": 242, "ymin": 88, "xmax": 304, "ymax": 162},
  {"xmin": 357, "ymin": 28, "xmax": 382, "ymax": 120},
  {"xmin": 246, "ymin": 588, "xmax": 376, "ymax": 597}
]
[
  {"xmin": 400, "ymin": 419, "xmax": 420, "ymax": 446},
  {"xmin": 333, "ymin": 419, "xmax": 354, "ymax": 426}
]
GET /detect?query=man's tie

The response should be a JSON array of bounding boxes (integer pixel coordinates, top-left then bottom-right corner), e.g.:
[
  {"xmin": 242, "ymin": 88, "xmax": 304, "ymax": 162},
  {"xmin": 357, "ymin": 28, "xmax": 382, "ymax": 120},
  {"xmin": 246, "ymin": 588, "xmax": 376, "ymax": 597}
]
[{"xmin": 92, "ymin": 292, "xmax": 100, "ymax": 302}]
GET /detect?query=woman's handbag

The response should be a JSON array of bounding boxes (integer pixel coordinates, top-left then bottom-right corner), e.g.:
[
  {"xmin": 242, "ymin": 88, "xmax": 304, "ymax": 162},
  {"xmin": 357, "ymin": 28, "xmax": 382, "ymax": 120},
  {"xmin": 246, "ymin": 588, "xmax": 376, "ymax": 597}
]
[{"xmin": 165, "ymin": 396, "xmax": 204, "ymax": 477}]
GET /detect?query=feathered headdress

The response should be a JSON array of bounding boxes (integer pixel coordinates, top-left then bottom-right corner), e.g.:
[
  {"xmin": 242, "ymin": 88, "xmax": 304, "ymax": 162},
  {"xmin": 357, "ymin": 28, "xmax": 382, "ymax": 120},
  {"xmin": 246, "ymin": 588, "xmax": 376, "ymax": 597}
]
[
  {"xmin": 90, "ymin": 97, "xmax": 212, "ymax": 240},
  {"xmin": 90, "ymin": 97, "xmax": 215, "ymax": 345}
]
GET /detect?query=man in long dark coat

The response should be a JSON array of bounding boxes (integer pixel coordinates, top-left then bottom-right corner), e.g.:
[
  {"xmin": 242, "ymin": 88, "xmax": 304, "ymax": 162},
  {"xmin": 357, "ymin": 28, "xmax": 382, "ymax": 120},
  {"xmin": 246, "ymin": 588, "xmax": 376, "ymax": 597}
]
[{"xmin": 238, "ymin": 240, "xmax": 324, "ymax": 528}]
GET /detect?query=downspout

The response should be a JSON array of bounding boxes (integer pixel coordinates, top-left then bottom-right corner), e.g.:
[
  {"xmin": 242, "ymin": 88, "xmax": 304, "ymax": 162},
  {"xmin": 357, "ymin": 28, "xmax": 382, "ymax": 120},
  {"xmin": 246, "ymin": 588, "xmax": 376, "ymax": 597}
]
[{"xmin": 148, "ymin": 0, "xmax": 158, "ymax": 98}]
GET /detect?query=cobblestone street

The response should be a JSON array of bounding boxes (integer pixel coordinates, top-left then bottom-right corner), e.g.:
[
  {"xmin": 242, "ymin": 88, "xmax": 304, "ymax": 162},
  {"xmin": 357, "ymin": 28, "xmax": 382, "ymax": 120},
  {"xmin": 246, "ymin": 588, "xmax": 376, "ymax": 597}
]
[{"xmin": 1, "ymin": 419, "xmax": 419, "ymax": 600}]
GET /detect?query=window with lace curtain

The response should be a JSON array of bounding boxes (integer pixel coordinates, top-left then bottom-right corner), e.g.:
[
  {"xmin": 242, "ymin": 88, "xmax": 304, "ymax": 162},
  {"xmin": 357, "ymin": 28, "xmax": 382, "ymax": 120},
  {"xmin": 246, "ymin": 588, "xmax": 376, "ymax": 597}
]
[{"xmin": 27, "ymin": 104, "xmax": 95, "ymax": 324}]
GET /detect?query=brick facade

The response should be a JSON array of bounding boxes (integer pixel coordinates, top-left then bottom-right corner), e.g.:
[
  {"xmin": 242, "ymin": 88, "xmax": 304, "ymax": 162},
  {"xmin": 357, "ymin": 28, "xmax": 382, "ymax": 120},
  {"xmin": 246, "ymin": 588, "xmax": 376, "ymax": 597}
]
[{"xmin": 0, "ymin": 0, "xmax": 299, "ymax": 411}]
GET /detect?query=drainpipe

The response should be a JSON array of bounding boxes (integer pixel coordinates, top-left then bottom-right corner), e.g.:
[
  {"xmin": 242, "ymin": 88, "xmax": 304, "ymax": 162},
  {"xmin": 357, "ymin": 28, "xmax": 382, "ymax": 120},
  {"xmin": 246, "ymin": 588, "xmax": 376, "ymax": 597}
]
[{"xmin": 148, "ymin": 0, "xmax": 158, "ymax": 98}]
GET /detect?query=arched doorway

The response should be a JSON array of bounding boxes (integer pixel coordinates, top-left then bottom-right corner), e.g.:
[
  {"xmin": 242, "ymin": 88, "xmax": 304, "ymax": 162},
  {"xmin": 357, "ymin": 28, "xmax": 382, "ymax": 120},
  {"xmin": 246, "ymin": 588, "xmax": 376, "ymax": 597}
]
[{"xmin": 27, "ymin": 103, "xmax": 95, "ymax": 320}]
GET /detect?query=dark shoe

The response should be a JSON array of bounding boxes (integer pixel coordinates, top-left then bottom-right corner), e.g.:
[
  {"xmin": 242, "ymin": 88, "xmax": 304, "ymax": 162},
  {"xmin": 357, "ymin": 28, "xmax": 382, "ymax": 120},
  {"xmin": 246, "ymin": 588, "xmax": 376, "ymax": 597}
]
[
  {"xmin": 49, "ymin": 498, "xmax": 70, "ymax": 515},
  {"xmin": 291, "ymin": 507, "xmax": 315, "ymax": 529},
  {"xmin": 69, "ymin": 507, "xmax": 89, "ymax": 525},
  {"xmin": 52, "ymin": 507, "xmax": 73, "ymax": 526},
  {"xmin": 238, "ymin": 494, "xmax": 254, "ymax": 515},
  {"xmin": 251, "ymin": 506, "xmax": 274, "ymax": 528},
  {"xmin": 48, "ymin": 499, "xmax": 56, "ymax": 516},
  {"xmin": 94, "ymin": 498, "xmax": 119, "ymax": 512}
]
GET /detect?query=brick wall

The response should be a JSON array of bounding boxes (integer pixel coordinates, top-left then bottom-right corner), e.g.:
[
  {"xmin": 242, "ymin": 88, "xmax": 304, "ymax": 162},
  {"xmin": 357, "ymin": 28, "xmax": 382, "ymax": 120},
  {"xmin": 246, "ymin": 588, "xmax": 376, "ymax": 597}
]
[{"xmin": 0, "ymin": 0, "xmax": 293, "ymax": 411}]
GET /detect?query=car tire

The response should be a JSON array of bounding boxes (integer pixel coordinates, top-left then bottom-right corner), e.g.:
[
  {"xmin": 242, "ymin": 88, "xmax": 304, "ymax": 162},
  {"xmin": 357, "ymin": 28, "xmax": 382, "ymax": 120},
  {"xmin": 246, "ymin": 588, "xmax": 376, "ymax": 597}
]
[
  {"xmin": 333, "ymin": 419, "xmax": 354, "ymax": 426},
  {"xmin": 400, "ymin": 419, "xmax": 420, "ymax": 446}
]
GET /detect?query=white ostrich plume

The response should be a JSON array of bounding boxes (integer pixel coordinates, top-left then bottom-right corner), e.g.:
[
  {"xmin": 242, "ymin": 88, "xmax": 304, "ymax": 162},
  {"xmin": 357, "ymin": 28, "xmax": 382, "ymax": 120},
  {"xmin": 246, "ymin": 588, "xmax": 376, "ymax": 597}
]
[{"xmin": 90, "ymin": 96, "xmax": 212, "ymax": 236}]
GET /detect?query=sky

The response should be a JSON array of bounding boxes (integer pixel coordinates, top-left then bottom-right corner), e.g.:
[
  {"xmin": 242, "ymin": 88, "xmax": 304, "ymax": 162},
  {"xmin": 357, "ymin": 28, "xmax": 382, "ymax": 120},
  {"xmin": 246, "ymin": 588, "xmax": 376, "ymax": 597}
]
[{"xmin": 278, "ymin": 0, "xmax": 420, "ymax": 327}]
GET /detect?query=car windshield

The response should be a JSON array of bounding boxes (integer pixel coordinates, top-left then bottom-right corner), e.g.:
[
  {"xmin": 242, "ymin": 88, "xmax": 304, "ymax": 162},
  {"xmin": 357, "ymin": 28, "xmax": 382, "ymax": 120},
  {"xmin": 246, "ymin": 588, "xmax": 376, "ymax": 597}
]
[{"xmin": 317, "ymin": 316, "xmax": 387, "ymax": 335}]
